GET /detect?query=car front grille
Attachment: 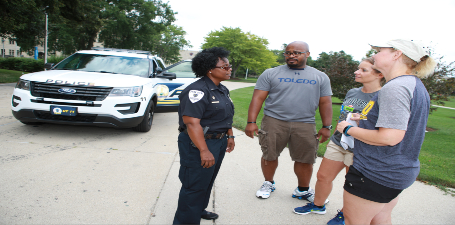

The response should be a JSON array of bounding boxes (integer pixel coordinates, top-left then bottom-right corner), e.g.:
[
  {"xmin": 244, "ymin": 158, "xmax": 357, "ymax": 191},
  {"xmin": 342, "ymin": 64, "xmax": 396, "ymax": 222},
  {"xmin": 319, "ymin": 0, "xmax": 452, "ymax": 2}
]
[
  {"xmin": 34, "ymin": 110, "xmax": 97, "ymax": 122},
  {"xmin": 31, "ymin": 82, "xmax": 112, "ymax": 101}
]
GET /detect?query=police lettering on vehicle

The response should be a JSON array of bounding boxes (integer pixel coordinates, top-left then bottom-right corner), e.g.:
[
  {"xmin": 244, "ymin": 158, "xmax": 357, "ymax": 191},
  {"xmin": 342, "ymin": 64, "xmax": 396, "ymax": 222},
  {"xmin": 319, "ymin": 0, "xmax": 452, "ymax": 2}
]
[{"xmin": 277, "ymin": 78, "xmax": 317, "ymax": 85}]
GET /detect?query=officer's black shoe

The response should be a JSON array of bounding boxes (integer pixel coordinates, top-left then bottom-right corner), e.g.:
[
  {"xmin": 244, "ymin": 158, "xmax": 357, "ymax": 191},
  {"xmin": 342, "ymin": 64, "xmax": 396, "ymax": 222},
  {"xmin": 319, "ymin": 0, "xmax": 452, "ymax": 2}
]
[{"xmin": 201, "ymin": 210, "xmax": 219, "ymax": 220}]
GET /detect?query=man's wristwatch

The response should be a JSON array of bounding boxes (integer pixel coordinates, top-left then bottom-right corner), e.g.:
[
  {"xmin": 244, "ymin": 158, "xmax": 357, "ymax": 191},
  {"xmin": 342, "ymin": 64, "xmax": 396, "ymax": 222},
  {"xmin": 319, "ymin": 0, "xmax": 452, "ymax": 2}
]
[
  {"xmin": 226, "ymin": 135, "xmax": 235, "ymax": 139},
  {"xmin": 322, "ymin": 125, "xmax": 333, "ymax": 130}
]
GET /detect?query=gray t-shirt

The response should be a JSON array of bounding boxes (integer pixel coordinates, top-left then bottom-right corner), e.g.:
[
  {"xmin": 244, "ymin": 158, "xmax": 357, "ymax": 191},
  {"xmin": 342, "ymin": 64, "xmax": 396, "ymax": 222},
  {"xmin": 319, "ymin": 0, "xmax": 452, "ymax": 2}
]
[
  {"xmin": 330, "ymin": 87, "xmax": 379, "ymax": 150},
  {"xmin": 353, "ymin": 75, "xmax": 430, "ymax": 190},
  {"xmin": 255, "ymin": 65, "xmax": 332, "ymax": 123}
]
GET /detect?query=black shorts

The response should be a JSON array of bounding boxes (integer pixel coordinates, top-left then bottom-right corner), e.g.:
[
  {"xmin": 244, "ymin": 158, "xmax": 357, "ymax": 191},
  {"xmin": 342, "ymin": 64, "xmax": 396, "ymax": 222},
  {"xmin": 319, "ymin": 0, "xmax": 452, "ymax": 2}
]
[{"xmin": 344, "ymin": 166, "xmax": 403, "ymax": 203}]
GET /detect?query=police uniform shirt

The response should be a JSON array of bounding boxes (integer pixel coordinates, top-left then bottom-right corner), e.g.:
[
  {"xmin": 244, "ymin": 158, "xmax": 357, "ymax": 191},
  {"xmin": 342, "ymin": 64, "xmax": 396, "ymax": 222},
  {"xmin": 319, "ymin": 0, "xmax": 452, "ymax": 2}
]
[{"xmin": 178, "ymin": 76, "xmax": 234, "ymax": 133}]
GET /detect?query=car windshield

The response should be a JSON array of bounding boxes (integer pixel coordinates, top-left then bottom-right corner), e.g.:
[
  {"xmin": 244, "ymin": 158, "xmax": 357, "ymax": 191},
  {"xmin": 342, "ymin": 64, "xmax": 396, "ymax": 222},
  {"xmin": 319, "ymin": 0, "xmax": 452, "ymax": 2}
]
[
  {"xmin": 166, "ymin": 61, "xmax": 196, "ymax": 78},
  {"xmin": 54, "ymin": 53, "xmax": 150, "ymax": 77}
]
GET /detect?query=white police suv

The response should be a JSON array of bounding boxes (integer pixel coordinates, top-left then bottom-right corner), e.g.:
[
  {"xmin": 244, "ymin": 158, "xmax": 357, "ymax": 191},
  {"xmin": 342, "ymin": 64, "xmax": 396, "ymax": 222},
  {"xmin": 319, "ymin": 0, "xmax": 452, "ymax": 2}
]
[{"xmin": 11, "ymin": 48, "xmax": 197, "ymax": 132}]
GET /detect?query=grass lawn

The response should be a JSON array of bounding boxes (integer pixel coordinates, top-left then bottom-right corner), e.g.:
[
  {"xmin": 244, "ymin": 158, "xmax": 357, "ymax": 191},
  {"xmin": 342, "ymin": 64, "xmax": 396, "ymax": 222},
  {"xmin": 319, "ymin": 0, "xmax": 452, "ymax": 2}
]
[
  {"xmin": 434, "ymin": 96, "xmax": 455, "ymax": 108},
  {"xmin": 230, "ymin": 86, "xmax": 455, "ymax": 188},
  {"xmin": 0, "ymin": 69, "xmax": 27, "ymax": 83},
  {"xmin": 227, "ymin": 77, "xmax": 258, "ymax": 83}
]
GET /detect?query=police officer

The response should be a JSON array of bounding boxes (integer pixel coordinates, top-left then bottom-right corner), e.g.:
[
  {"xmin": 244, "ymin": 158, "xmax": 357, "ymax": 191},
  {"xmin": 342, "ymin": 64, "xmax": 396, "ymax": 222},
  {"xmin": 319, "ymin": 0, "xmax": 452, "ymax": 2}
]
[{"xmin": 173, "ymin": 47, "xmax": 235, "ymax": 225}]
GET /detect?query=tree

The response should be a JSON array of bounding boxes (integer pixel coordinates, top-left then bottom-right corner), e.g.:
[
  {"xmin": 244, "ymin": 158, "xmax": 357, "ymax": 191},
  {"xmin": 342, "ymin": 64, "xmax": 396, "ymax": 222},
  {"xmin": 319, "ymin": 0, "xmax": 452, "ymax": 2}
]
[
  {"xmin": 99, "ymin": 0, "xmax": 189, "ymax": 64},
  {"xmin": 149, "ymin": 25, "xmax": 192, "ymax": 64},
  {"xmin": 47, "ymin": 0, "xmax": 105, "ymax": 55},
  {"xmin": 202, "ymin": 27, "xmax": 278, "ymax": 78},
  {"xmin": 2, "ymin": 0, "xmax": 190, "ymax": 62},
  {"xmin": 311, "ymin": 51, "xmax": 360, "ymax": 100},
  {"xmin": 271, "ymin": 43, "xmax": 287, "ymax": 65},
  {"xmin": 0, "ymin": 0, "xmax": 60, "ymax": 51},
  {"xmin": 421, "ymin": 53, "xmax": 455, "ymax": 112}
]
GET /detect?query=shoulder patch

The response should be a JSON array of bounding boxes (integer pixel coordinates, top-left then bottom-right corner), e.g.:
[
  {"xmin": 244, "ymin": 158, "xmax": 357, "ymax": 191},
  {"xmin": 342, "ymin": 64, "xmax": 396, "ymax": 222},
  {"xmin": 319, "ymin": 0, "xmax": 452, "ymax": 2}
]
[{"xmin": 189, "ymin": 90, "xmax": 205, "ymax": 103}]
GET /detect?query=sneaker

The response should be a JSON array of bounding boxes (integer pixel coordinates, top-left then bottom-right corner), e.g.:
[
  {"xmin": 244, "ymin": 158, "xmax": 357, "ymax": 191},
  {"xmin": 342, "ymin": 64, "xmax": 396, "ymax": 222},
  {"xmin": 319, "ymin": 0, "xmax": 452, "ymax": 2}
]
[
  {"xmin": 327, "ymin": 210, "xmax": 345, "ymax": 225},
  {"xmin": 293, "ymin": 202, "xmax": 326, "ymax": 215},
  {"xmin": 292, "ymin": 187, "xmax": 329, "ymax": 204},
  {"xmin": 256, "ymin": 181, "xmax": 275, "ymax": 199}
]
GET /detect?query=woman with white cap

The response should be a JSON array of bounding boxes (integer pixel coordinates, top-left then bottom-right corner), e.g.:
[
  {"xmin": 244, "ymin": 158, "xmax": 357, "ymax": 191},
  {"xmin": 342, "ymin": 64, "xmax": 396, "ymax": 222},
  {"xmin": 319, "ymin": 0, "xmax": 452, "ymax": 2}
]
[{"xmin": 336, "ymin": 39, "xmax": 436, "ymax": 224}]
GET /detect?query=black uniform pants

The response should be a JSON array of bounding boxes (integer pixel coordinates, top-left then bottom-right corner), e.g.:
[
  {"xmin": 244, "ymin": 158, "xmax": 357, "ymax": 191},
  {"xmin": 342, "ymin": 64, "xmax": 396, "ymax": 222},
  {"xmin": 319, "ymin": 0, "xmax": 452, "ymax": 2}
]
[{"xmin": 173, "ymin": 132, "xmax": 227, "ymax": 225}]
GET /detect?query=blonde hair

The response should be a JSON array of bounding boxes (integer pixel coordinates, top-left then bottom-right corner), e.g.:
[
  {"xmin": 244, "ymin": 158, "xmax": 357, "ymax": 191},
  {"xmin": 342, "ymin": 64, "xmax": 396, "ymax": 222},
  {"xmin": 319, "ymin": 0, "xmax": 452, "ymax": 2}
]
[
  {"xmin": 393, "ymin": 49, "xmax": 437, "ymax": 78},
  {"xmin": 362, "ymin": 57, "xmax": 386, "ymax": 86}
]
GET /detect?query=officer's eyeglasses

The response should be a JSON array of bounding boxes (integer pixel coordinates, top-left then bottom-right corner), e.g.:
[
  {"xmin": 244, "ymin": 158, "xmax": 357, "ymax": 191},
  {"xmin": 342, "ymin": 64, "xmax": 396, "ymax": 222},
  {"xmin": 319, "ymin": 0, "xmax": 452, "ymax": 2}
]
[
  {"xmin": 215, "ymin": 65, "xmax": 232, "ymax": 71},
  {"xmin": 283, "ymin": 51, "xmax": 308, "ymax": 57}
]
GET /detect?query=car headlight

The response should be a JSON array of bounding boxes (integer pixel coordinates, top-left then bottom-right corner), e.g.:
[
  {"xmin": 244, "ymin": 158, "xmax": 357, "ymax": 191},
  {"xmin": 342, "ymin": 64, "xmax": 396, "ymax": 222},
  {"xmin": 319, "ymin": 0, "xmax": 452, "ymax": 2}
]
[
  {"xmin": 109, "ymin": 86, "xmax": 143, "ymax": 97},
  {"xmin": 16, "ymin": 79, "xmax": 30, "ymax": 90}
]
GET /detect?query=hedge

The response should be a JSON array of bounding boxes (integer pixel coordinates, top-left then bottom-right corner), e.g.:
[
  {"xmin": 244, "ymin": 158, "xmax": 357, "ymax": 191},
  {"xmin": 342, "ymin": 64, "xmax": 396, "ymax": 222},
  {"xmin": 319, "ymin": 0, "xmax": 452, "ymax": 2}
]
[
  {"xmin": 0, "ymin": 56, "xmax": 66, "ymax": 73},
  {"xmin": 0, "ymin": 58, "xmax": 44, "ymax": 72}
]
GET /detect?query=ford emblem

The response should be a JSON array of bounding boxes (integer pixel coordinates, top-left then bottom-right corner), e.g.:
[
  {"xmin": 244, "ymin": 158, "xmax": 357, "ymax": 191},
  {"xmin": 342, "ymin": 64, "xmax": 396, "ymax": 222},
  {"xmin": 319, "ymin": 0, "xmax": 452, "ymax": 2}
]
[{"xmin": 58, "ymin": 88, "xmax": 77, "ymax": 94}]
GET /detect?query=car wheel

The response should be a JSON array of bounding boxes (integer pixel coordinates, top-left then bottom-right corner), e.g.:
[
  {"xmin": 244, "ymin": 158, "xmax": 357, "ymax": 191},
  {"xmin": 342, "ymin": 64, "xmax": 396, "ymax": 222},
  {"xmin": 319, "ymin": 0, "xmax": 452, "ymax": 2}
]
[{"xmin": 133, "ymin": 100, "xmax": 155, "ymax": 132}]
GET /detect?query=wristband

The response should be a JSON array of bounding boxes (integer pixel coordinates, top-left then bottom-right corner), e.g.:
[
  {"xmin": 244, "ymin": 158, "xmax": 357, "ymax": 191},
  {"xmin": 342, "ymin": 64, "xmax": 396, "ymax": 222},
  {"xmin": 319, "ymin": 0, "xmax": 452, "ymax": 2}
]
[
  {"xmin": 247, "ymin": 122, "xmax": 256, "ymax": 124},
  {"xmin": 343, "ymin": 125, "xmax": 353, "ymax": 137}
]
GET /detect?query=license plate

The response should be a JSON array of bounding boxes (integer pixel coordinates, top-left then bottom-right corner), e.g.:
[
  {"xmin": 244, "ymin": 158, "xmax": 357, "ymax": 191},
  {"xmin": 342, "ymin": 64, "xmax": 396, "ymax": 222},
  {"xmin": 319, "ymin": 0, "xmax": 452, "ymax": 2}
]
[{"xmin": 50, "ymin": 106, "xmax": 77, "ymax": 116}]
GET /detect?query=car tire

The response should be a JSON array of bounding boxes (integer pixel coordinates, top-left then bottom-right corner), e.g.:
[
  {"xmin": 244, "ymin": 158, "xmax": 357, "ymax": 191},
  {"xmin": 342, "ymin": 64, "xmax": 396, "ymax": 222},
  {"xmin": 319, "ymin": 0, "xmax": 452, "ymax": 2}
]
[{"xmin": 133, "ymin": 100, "xmax": 155, "ymax": 132}]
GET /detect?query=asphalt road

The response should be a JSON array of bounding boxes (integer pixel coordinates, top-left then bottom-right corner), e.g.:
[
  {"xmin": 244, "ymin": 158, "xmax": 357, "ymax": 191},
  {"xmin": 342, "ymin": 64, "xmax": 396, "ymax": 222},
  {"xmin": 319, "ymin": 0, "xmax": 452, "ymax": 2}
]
[
  {"xmin": 0, "ymin": 81, "xmax": 254, "ymax": 224},
  {"xmin": 1, "ymin": 81, "xmax": 454, "ymax": 224}
]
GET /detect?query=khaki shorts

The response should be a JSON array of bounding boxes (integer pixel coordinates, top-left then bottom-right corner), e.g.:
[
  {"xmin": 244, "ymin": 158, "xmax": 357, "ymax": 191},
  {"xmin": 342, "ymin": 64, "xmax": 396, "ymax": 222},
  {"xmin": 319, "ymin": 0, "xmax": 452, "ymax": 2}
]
[
  {"xmin": 324, "ymin": 140, "xmax": 354, "ymax": 166},
  {"xmin": 258, "ymin": 115, "xmax": 318, "ymax": 164}
]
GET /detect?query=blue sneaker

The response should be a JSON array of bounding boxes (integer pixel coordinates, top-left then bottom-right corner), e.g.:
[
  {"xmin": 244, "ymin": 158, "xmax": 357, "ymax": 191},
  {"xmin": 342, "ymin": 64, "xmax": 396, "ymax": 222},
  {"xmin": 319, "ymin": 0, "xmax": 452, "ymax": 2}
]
[
  {"xmin": 293, "ymin": 202, "xmax": 326, "ymax": 215},
  {"xmin": 327, "ymin": 210, "xmax": 345, "ymax": 225}
]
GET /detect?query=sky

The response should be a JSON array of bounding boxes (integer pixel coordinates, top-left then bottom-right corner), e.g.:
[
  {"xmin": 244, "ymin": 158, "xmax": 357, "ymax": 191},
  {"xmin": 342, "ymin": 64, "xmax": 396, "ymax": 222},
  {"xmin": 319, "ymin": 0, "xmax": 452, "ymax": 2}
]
[{"xmin": 167, "ymin": 0, "xmax": 455, "ymax": 63}]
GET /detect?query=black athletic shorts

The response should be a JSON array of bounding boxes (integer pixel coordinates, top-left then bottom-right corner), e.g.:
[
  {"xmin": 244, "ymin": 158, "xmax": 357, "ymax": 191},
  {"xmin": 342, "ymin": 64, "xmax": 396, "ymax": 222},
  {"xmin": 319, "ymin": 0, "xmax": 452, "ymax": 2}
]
[{"xmin": 344, "ymin": 166, "xmax": 403, "ymax": 203}]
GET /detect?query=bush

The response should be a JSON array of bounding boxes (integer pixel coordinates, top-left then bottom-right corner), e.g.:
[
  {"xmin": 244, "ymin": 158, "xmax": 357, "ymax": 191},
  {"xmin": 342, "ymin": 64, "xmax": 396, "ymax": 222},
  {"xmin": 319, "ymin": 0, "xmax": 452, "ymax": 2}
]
[
  {"xmin": 47, "ymin": 55, "xmax": 67, "ymax": 64},
  {"xmin": 0, "ymin": 58, "xmax": 44, "ymax": 72}
]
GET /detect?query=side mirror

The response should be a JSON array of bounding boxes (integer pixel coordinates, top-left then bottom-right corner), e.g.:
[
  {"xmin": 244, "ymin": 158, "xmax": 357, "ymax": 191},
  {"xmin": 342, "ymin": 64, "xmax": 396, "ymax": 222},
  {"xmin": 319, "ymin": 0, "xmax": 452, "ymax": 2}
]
[
  {"xmin": 156, "ymin": 67, "xmax": 163, "ymax": 74},
  {"xmin": 44, "ymin": 63, "xmax": 55, "ymax": 70},
  {"xmin": 156, "ymin": 72, "xmax": 176, "ymax": 80}
]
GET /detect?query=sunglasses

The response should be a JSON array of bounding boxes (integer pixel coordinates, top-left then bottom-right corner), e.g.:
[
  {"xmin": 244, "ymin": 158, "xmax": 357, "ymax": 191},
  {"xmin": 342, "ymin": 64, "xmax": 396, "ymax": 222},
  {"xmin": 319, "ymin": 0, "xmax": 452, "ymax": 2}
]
[{"xmin": 215, "ymin": 65, "xmax": 232, "ymax": 71}]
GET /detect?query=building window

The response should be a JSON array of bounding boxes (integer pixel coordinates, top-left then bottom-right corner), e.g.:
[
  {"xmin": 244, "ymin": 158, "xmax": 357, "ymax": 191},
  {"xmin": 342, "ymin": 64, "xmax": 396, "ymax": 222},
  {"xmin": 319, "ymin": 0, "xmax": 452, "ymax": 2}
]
[
  {"xmin": 9, "ymin": 40, "xmax": 15, "ymax": 45},
  {"xmin": 9, "ymin": 49, "xmax": 14, "ymax": 56}
]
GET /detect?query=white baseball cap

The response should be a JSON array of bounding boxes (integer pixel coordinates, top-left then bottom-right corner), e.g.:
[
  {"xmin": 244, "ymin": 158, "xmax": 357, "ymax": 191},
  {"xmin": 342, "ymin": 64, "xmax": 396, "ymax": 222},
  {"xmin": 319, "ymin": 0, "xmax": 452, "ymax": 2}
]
[{"xmin": 370, "ymin": 39, "xmax": 429, "ymax": 63}]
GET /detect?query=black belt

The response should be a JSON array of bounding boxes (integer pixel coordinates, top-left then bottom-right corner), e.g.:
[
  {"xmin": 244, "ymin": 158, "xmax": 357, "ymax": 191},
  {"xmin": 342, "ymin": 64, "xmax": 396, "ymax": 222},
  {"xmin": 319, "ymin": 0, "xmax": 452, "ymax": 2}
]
[{"xmin": 179, "ymin": 127, "xmax": 226, "ymax": 139}]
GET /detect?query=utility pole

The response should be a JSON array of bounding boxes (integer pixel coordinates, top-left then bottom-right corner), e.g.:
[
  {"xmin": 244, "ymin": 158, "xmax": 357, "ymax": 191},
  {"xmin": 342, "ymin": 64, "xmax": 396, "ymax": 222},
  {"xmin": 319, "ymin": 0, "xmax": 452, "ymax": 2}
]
[
  {"xmin": 1, "ymin": 38, "xmax": 4, "ymax": 58},
  {"xmin": 44, "ymin": 7, "xmax": 48, "ymax": 65}
]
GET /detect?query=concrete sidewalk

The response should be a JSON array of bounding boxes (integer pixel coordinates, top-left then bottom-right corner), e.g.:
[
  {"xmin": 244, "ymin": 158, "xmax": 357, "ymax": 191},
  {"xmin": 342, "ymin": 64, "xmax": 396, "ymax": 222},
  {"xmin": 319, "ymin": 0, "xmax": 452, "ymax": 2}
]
[
  {"xmin": 148, "ymin": 81, "xmax": 455, "ymax": 224},
  {"xmin": 149, "ymin": 128, "xmax": 455, "ymax": 224}
]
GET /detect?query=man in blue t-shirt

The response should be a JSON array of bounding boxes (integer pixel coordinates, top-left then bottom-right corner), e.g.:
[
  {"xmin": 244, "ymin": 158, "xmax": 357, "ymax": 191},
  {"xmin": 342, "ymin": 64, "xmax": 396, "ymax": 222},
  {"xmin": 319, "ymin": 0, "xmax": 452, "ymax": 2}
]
[{"xmin": 245, "ymin": 41, "xmax": 333, "ymax": 201}]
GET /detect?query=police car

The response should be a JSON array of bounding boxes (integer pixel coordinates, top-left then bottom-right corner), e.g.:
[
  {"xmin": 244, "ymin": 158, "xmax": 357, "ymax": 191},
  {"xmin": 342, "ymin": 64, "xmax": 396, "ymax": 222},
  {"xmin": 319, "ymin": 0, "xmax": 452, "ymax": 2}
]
[{"xmin": 11, "ymin": 48, "xmax": 197, "ymax": 132}]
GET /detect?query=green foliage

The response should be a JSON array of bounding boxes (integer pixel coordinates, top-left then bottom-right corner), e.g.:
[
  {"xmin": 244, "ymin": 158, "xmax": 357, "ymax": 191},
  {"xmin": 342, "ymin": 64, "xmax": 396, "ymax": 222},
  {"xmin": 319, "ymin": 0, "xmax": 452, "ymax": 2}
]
[
  {"xmin": 99, "ymin": 0, "xmax": 189, "ymax": 64},
  {"xmin": 2, "ymin": 0, "xmax": 190, "ymax": 62},
  {"xmin": 47, "ymin": 55, "xmax": 67, "ymax": 64},
  {"xmin": 0, "ymin": 0, "xmax": 60, "ymax": 51},
  {"xmin": 48, "ymin": 0, "xmax": 105, "ymax": 54},
  {"xmin": 0, "ymin": 58, "xmax": 44, "ymax": 72},
  {"xmin": 149, "ymin": 25, "xmax": 192, "ymax": 64},
  {"xmin": 202, "ymin": 27, "xmax": 278, "ymax": 78},
  {"xmin": 420, "ymin": 53, "xmax": 455, "ymax": 112},
  {"xmin": 311, "ymin": 51, "xmax": 360, "ymax": 100},
  {"xmin": 365, "ymin": 49, "xmax": 377, "ymax": 58},
  {"xmin": 271, "ymin": 43, "xmax": 287, "ymax": 65}
]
